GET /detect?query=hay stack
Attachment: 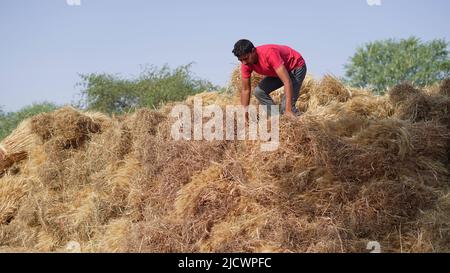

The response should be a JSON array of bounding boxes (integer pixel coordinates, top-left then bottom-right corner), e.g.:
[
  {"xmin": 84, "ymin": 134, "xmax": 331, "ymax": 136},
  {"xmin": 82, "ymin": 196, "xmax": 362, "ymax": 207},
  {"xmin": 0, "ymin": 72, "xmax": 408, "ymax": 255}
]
[
  {"xmin": 0, "ymin": 176, "xmax": 29, "ymax": 225},
  {"xmin": 1, "ymin": 77, "xmax": 450, "ymax": 253},
  {"xmin": 439, "ymin": 78, "xmax": 450, "ymax": 97},
  {"xmin": 394, "ymin": 93, "xmax": 431, "ymax": 122},
  {"xmin": 391, "ymin": 82, "xmax": 450, "ymax": 127},
  {"xmin": 31, "ymin": 106, "xmax": 101, "ymax": 148},
  {"xmin": 86, "ymin": 218, "xmax": 131, "ymax": 252},
  {"xmin": 184, "ymin": 91, "xmax": 233, "ymax": 107},
  {"xmin": 428, "ymin": 95, "xmax": 450, "ymax": 128},
  {"xmin": 389, "ymin": 83, "xmax": 421, "ymax": 105},
  {"xmin": 343, "ymin": 95, "xmax": 393, "ymax": 119},
  {"xmin": 0, "ymin": 107, "xmax": 136, "ymax": 252},
  {"xmin": 312, "ymin": 75, "xmax": 352, "ymax": 105},
  {"xmin": 321, "ymin": 118, "xmax": 449, "ymax": 185},
  {"xmin": 0, "ymin": 119, "xmax": 38, "ymax": 176}
]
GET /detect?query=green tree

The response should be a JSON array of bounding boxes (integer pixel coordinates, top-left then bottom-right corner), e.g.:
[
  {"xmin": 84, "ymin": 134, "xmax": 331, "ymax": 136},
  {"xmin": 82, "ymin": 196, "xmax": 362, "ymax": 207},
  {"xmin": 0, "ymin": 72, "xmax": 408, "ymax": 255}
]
[
  {"xmin": 345, "ymin": 37, "xmax": 450, "ymax": 94},
  {"xmin": 0, "ymin": 102, "xmax": 59, "ymax": 140},
  {"xmin": 77, "ymin": 64, "xmax": 218, "ymax": 114}
]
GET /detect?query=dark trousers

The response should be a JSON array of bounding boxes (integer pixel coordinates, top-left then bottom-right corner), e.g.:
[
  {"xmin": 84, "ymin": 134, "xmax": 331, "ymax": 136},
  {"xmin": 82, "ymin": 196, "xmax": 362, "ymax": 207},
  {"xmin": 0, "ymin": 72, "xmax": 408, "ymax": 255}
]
[{"xmin": 254, "ymin": 65, "xmax": 307, "ymax": 115}]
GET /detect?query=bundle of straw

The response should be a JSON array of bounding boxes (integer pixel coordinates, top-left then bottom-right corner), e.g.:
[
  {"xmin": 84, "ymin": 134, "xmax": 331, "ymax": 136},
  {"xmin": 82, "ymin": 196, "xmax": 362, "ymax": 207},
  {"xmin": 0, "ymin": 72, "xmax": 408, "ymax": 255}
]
[
  {"xmin": 0, "ymin": 119, "xmax": 37, "ymax": 175},
  {"xmin": 440, "ymin": 78, "xmax": 450, "ymax": 97},
  {"xmin": 0, "ymin": 144, "xmax": 6, "ymax": 161}
]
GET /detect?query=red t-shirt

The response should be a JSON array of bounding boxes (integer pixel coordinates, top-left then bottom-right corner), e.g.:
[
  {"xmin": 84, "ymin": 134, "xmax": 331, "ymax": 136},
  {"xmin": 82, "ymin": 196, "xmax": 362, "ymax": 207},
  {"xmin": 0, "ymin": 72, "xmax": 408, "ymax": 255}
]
[{"xmin": 241, "ymin": 44, "xmax": 305, "ymax": 79}]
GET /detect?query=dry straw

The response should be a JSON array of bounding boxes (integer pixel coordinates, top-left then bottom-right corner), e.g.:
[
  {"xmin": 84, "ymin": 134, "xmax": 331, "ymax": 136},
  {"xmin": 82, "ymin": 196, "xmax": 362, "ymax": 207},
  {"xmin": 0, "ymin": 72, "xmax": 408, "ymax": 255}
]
[
  {"xmin": 0, "ymin": 119, "xmax": 37, "ymax": 176},
  {"xmin": 0, "ymin": 77, "xmax": 449, "ymax": 253}
]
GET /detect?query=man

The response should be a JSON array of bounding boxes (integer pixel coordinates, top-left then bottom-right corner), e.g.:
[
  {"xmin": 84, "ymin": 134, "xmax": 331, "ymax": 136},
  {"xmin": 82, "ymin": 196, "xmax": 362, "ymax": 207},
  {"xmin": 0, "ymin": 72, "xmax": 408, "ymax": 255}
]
[{"xmin": 232, "ymin": 39, "xmax": 307, "ymax": 118}]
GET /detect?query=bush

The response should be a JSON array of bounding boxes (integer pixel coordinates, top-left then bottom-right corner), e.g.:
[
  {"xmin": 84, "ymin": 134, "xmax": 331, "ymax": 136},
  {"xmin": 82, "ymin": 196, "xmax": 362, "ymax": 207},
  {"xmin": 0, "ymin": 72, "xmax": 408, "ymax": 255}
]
[{"xmin": 77, "ymin": 64, "xmax": 218, "ymax": 114}]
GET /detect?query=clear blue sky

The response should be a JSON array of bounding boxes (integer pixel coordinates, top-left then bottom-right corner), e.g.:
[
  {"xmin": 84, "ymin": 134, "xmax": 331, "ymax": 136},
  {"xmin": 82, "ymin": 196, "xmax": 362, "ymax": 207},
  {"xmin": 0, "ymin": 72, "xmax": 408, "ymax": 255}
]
[{"xmin": 1, "ymin": 0, "xmax": 449, "ymax": 112}]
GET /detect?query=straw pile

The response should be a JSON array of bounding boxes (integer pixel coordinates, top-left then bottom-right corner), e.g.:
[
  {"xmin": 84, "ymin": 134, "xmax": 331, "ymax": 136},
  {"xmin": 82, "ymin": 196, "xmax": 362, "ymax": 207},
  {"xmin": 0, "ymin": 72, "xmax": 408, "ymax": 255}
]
[
  {"xmin": 0, "ymin": 73, "xmax": 449, "ymax": 252},
  {"xmin": 439, "ymin": 78, "xmax": 450, "ymax": 97},
  {"xmin": 390, "ymin": 82, "xmax": 450, "ymax": 127},
  {"xmin": 0, "ymin": 120, "xmax": 38, "ymax": 176}
]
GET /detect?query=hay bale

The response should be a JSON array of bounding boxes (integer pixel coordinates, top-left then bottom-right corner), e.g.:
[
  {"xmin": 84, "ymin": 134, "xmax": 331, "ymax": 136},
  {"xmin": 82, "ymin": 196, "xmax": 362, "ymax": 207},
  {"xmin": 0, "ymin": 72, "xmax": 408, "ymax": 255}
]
[
  {"xmin": 439, "ymin": 78, "xmax": 450, "ymax": 97},
  {"xmin": 324, "ymin": 115, "xmax": 369, "ymax": 137},
  {"xmin": 87, "ymin": 218, "xmax": 130, "ymax": 252},
  {"xmin": 169, "ymin": 165, "xmax": 241, "ymax": 249},
  {"xmin": 1, "ymin": 76, "xmax": 449, "ymax": 253},
  {"xmin": 83, "ymin": 111, "xmax": 113, "ymax": 130},
  {"xmin": 296, "ymin": 75, "xmax": 317, "ymax": 112},
  {"xmin": 51, "ymin": 107, "xmax": 101, "ymax": 141},
  {"xmin": 343, "ymin": 96, "xmax": 393, "ymax": 119},
  {"xmin": 389, "ymin": 83, "xmax": 421, "ymax": 105},
  {"xmin": 407, "ymin": 121, "xmax": 450, "ymax": 162},
  {"xmin": 198, "ymin": 203, "xmax": 285, "ymax": 252},
  {"xmin": 30, "ymin": 113, "xmax": 55, "ymax": 141},
  {"xmin": 1, "ymin": 108, "xmax": 131, "ymax": 250},
  {"xmin": 174, "ymin": 165, "xmax": 240, "ymax": 221},
  {"xmin": 350, "ymin": 178, "xmax": 438, "ymax": 234},
  {"xmin": 0, "ymin": 145, "xmax": 5, "ymax": 161},
  {"xmin": 424, "ymin": 83, "xmax": 441, "ymax": 96},
  {"xmin": 130, "ymin": 109, "xmax": 229, "ymax": 213},
  {"xmin": 34, "ymin": 231, "xmax": 58, "ymax": 252},
  {"xmin": 322, "ymin": 119, "xmax": 414, "ymax": 182},
  {"xmin": 0, "ymin": 151, "xmax": 27, "ymax": 177},
  {"xmin": 0, "ymin": 176, "xmax": 29, "ymax": 224},
  {"xmin": 303, "ymin": 75, "xmax": 352, "ymax": 112},
  {"xmin": 126, "ymin": 217, "xmax": 187, "ymax": 252},
  {"xmin": 415, "ymin": 193, "xmax": 450, "ymax": 252},
  {"xmin": 427, "ymin": 95, "xmax": 450, "ymax": 128},
  {"xmin": 316, "ymin": 116, "xmax": 449, "ymax": 211},
  {"xmin": 0, "ymin": 119, "xmax": 39, "ymax": 175},
  {"xmin": 393, "ymin": 89, "xmax": 450, "ymax": 127},
  {"xmin": 394, "ymin": 93, "xmax": 431, "ymax": 122},
  {"xmin": 127, "ymin": 108, "xmax": 166, "ymax": 139},
  {"xmin": 31, "ymin": 106, "xmax": 101, "ymax": 148},
  {"xmin": 185, "ymin": 91, "xmax": 232, "ymax": 107},
  {"xmin": 99, "ymin": 156, "xmax": 140, "ymax": 220}
]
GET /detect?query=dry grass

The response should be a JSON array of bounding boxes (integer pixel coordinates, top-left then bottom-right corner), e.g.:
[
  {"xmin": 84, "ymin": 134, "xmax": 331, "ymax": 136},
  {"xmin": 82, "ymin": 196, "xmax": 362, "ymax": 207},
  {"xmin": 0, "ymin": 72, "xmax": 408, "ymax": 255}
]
[
  {"xmin": 389, "ymin": 83, "xmax": 421, "ymax": 105},
  {"xmin": 439, "ymin": 78, "xmax": 450, "ymax": 97},
  {"xmin": 0, "ymin": 78, "xmax": 449, "ymax": 253},
  {"xmin": 0, "ymin": 120, "xmax": 38, "ymax": 176}
]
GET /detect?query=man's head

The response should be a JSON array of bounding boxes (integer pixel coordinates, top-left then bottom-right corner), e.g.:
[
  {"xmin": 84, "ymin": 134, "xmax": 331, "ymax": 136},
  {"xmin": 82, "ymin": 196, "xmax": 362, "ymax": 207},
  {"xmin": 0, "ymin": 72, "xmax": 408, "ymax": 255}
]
[{"xmin": 232, "ymin": 39, "xmax": 258, "ymax": 65}]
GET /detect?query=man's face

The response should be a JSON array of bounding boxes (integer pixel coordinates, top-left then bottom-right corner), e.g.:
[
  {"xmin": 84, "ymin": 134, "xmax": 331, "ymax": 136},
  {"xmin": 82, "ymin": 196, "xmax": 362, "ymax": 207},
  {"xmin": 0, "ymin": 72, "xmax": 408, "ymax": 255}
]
[{"xmin": 238, "ymin": 49, "xmax": 257, "ymax": 65}]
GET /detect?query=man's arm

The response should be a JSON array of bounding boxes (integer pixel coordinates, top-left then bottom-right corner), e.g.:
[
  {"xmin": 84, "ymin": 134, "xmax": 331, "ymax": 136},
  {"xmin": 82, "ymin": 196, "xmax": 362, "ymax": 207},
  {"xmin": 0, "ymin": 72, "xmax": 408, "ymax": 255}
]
[
  {"xmin": 274, "ymin": 64, "xmax": 295, "ymax": 116},
  {"xmin": 241, "ymin": 77, "xmax": 251, "ymax": 120}
]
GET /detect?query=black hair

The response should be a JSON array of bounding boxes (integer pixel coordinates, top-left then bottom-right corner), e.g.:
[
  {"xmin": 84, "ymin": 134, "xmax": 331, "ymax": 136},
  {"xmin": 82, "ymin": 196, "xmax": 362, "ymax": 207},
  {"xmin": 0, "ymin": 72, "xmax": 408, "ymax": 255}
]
[{"xmin": 232, "ymin": 39, "xmax": 255, "ymax": 58}]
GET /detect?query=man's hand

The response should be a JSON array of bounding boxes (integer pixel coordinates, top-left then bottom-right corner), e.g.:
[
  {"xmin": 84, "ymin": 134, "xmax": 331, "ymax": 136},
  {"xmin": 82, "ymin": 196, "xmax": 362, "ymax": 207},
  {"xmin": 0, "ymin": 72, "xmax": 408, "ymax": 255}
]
[
  {"xmin": 241, "ymin": 77, "xmax": 252, "ymax": 124},
  {"xmin": 284, "ymin": 110, "xmax": 296, "ymax": 119},
  {"xmin": 274, "ymin": 64, "xmax": 295, "ymax": 114}
]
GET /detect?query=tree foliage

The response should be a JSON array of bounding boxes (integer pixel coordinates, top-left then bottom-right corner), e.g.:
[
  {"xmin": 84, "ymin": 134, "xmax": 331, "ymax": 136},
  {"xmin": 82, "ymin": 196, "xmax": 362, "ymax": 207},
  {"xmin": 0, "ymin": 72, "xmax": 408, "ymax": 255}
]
[
  {"xmin": 345, "ymin": 37, "xmax": 450, "ymax": 94},
  {"xmin": 77, "ymin": 64, "xmax": 218, "ymax": 114}
]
